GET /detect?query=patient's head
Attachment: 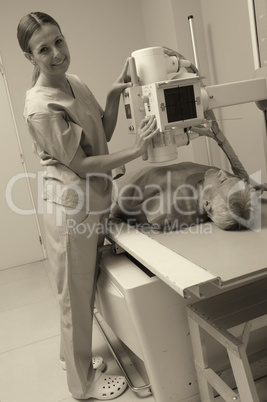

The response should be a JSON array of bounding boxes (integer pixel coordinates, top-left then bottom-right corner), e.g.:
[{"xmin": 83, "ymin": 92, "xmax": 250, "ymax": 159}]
[{"xmin": 202, "ymin": 169, "xmax": 258, "ymax": 230}]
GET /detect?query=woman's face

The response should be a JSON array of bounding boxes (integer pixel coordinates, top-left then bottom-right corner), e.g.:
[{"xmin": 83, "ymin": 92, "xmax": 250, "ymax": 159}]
[{"xmin": 26, "ymin": 24, "xmax": 70, "ymax": 79}]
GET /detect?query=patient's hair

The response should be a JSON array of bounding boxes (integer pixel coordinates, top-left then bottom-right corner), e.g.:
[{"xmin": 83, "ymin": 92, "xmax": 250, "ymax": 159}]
[
  {"xmin": 17, "ymin": 12, "xmax": 62, "ymax": 85},
  {"xmin": 211, "ymin": 180, "xmax": 258, "ymax": 230}
]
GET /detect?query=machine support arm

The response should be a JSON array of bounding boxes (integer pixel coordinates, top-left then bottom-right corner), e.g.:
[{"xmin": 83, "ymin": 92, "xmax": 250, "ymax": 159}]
[{"xmin": 203, "ymin": 75, "xmax": 267, "ymax": 111}]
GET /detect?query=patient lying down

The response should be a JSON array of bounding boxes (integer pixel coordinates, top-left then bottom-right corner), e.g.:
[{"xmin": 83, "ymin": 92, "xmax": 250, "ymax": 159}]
[{"xmin": 111, "ymin": 162, "xmax": 265, "ymax": 231}]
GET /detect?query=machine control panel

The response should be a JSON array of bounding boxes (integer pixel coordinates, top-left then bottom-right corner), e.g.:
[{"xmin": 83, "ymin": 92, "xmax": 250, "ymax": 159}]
[{"xmin": 123, "ymin": 85, "xmax": 145, "ymax": 134}]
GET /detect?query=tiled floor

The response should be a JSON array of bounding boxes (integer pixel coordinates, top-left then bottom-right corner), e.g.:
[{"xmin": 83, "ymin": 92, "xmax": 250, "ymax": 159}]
[{"xmin": 0, "ymin": 259, "xmax": 155, "ymax": 402}]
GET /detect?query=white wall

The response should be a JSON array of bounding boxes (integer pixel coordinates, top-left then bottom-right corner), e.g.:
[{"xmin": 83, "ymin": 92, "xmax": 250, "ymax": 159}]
[
  {"xmin": 0, "ymin": 63, "xmax": 44, "ymax": 269},
  {"xmin": 201, "ymin": 0, "xmax": 267, "ymax": 181}
]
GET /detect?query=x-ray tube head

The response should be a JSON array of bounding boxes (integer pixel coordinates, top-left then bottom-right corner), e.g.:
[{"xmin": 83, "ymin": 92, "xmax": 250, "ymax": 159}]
[
  {"xmin": 123, "ymin": 45, "xmax": 267, "ymax": 163},
  {"xmin": 131, "ymin": 47, "xmax": 178, "ymax": 85},
  {"xmin": 123, "ymin": 47, "xmax": 205, "ymax": 163}
]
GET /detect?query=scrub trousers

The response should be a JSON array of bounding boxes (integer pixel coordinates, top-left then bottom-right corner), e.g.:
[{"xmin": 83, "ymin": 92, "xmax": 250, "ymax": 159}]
[{"xmin": 43, "ymin": 200, "xmax": 108, "ymax": 399}]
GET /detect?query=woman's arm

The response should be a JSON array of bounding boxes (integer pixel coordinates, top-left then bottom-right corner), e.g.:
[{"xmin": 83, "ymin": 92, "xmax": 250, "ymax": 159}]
[
  {"xmin": 102, "ymin": 59, "xmax": 132, "ymax": 141},
  {"xmin": 102, "ymin": 90, "xmax": 121, "ymax": 142},
  {"xmin": 69, "ymin": 116, "xmax": 158, "ymax": 178}
]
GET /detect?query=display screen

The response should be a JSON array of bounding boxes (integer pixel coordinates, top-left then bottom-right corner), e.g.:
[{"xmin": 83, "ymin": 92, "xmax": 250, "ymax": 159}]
[
  {"xmin": 164, "ymin": 85, "xmax": 197, "ymax": 123},
  {"xmin": 125, "ymin": 104, "xmax": 132, "ymax": 119}
]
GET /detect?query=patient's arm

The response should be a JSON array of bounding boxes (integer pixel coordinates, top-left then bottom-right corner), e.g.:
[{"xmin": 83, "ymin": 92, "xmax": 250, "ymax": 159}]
[
  {"xmin": 192, "ymin": 113, "xmax": 267, "ymax": 195},
  {"xmin": 192, "ymin": 109, "xmax": 250, "ymax": 181}
]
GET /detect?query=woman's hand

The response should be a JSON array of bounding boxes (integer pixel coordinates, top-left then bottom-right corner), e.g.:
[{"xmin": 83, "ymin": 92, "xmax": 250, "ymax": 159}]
[
  {"xmin": 134, "ymin": 116, "xmax": 159, "ymax": 156},
  {"xmin": 69, "ymin": 115, "xmax": 160, "ymax": 177},
  {"xmin": 103, "ymin": 58, "xmax": 133, "ymax": 141},
  {"xmin": 110, "ymin": 58, "xmax": 132, "ymax": 96}
]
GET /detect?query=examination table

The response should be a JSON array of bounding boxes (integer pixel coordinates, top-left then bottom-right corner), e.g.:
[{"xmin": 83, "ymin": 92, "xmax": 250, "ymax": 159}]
[{"xmin": 95, "ymin": 195, "xmax": 267, "ymax": 401}]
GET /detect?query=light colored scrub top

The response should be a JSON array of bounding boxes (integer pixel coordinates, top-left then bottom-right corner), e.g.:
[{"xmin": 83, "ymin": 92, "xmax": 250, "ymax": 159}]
[{"xmin": 24, "ymin": 74, "xmax": 112, "ymax": 213}]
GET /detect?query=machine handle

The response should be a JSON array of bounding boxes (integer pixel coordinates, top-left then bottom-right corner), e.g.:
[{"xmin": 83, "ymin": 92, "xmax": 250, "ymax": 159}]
[
  {"xmin": 142, "ymin": 151, "xmax": 148, "ymax": 161},
  {"xmin": 129, "ymin": 56, "xmax": 139, "ymax": 86}
]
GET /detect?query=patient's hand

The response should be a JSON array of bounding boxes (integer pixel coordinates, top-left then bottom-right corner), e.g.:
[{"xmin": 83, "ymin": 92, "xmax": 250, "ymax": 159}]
[
  {"xmin": 251, "ymin": 181, "xmax": 267, "ymax": 196},
  {"xmin": 162, "ymin": 46, "xmax": 179, "ymax": 59}
]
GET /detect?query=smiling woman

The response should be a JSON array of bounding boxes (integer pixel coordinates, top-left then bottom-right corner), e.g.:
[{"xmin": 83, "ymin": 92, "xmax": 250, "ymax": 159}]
[
  {"xmin": 17, "ymin": 12, "xmax": 68, "ymax": 87},
  {"xmin": 25, "ymin": 25, "xmax": 71, "ymax": 91},
  {"xmin": 16, "ymin": 10, "xmax": 161, "ymax": 401}
]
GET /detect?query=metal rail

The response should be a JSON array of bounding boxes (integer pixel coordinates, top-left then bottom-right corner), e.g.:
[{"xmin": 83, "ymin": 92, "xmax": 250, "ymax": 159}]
[{"xmin": 93, "ymin": 309, "xmax": 152, "ymax": 395}]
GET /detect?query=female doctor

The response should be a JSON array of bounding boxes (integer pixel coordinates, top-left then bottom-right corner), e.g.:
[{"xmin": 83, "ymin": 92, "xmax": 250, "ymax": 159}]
[{"xmin": 17, "ymin": 12, "xmax": 158, "ymax": 400}]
